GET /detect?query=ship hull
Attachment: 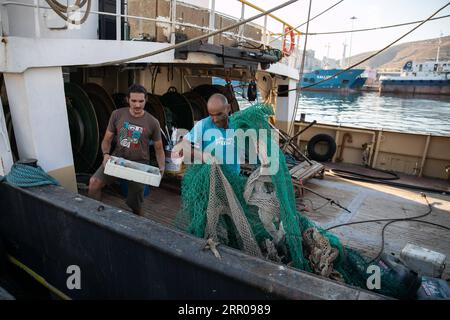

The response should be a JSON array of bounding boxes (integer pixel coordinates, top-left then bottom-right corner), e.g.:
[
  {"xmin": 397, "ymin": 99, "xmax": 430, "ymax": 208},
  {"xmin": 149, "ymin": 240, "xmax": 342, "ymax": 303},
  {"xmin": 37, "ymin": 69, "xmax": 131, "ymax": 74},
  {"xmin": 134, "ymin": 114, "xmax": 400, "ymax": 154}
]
[
  {"xmin": 380, "ymin": 80, "xmax": 450, "ymax": 95},
  {"xmin": 300, "ymin": 87, "xmax": 360, "ymax": 93},
  {"xmin": 300, "ymin": 69, "xmax": 366, "ymax": 91},
  {"xmin": 0, "ymin": 183, "xmax": 384, "ymax": 300}
]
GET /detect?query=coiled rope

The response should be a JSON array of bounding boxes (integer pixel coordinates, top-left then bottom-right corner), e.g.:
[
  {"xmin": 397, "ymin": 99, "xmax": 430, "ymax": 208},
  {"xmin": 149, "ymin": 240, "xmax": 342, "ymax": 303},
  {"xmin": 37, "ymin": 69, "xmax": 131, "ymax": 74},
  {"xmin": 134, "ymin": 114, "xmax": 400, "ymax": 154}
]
[
  {"xmin": 45, "ymin": 0, "xmax": 91, "ymax": 25},
  {"xmin": 0, "ymin": 163, "xmax": 59, "ymax": 187}
]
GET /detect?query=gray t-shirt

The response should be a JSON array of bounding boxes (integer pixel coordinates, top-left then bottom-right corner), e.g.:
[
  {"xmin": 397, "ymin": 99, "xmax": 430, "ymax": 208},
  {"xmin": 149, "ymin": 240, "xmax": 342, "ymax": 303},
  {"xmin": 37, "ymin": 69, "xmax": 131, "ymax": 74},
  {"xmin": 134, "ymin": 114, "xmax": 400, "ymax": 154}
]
[{"xmin": 107, "ymin": 108, "xmax": 161, "ymax": 163}]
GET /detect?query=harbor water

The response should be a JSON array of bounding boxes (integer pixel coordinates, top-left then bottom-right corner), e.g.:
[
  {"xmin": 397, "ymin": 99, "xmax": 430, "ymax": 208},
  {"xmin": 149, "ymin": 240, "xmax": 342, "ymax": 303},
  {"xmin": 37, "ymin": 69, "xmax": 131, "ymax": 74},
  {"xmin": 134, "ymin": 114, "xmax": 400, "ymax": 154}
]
[
  {"xmin": 214, "ymin": 78, "xmax": 450, "ymax": 136},
  {"xmin": 294, "ymin": 91, "xmax": 450, "ymax": 136}
]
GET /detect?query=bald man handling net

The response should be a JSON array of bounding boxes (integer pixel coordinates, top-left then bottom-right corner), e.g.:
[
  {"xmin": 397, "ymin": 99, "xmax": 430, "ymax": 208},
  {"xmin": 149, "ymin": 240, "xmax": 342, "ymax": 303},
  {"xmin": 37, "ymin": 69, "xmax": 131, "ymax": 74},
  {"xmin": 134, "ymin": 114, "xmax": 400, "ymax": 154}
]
[{"xmin": 174, "ymin": 93, "xmax": 241, "ymax": 175}]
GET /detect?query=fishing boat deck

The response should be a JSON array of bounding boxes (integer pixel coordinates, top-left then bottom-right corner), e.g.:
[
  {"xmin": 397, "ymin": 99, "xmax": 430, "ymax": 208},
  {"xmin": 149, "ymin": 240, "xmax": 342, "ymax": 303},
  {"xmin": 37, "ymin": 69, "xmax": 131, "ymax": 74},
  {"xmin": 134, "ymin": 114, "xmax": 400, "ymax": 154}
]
[
  {"xmin": 299, "ymin": 174, "xmax": 450, "ymax": 280},
  {"xmin": 100, "ymin": 179, "xmax": 182, "ymax": 227},
  {"xmin": 85, "ymin": 168, "xmax": 450, "ymax": 280}
]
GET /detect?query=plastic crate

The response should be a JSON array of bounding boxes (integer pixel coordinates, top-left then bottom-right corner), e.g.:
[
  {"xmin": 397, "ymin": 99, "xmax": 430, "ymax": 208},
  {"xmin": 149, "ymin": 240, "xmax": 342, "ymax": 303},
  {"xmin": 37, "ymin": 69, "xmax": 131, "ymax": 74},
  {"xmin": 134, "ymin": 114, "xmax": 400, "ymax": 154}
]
[{"xmin": 104, "ymin": 156, "xmax": 162, "ymax": 187}]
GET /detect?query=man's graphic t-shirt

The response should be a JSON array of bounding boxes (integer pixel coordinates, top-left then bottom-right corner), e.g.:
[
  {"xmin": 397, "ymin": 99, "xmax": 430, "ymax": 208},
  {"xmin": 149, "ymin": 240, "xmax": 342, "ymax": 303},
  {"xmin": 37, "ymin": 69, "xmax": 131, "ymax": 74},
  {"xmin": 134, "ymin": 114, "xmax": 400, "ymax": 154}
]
[{"xmin": 107, "ymin": 108, "xmax": 161, "ymax": 163}]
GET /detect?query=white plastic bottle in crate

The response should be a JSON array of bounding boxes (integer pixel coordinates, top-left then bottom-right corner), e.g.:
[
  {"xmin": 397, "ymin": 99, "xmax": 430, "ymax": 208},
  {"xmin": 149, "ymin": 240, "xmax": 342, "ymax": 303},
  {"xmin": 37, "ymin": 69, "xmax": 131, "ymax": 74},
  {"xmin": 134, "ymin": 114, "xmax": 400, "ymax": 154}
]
[{"xmin": 165, "ymin": 146, "xmax": 183, "ymax": 174}]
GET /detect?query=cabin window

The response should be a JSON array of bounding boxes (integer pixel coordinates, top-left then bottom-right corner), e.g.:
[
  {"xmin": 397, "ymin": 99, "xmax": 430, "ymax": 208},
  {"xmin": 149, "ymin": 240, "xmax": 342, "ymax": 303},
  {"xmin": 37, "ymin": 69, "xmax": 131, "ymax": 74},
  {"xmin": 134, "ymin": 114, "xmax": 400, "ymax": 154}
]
[
  {"xmin": 434, "ymin": 64, "xmax": 438, "ymax": 71},
  {"xmin": 419, "ymin": 64, "xmax": 423, "ymax": 71}
]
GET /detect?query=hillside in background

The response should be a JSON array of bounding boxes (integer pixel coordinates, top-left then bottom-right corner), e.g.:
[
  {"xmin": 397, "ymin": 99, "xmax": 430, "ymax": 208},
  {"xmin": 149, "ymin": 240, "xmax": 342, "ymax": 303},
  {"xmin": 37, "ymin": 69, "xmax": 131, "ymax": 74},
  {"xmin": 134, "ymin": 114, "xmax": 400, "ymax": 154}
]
[{"xmin": 348, "ymin": 35, "xmax": 450, "ymax": 71}]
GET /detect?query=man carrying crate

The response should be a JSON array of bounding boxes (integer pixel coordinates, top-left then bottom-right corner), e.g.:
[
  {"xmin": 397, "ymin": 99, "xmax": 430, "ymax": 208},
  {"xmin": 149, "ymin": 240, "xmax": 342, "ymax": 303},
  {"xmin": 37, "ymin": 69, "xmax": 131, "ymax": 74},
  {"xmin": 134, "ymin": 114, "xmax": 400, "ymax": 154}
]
[{"xmin": 88, "ymin": 84, "xmax": 165, "ymax": 216}]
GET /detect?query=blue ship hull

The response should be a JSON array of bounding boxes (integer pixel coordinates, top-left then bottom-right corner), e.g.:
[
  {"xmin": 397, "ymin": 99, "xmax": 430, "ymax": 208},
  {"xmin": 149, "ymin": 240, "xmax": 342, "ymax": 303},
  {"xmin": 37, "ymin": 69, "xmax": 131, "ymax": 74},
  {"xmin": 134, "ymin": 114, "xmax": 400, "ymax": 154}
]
[{"xmin": 300, "ymin": 69, "xmax": 366, "ymax": 91}]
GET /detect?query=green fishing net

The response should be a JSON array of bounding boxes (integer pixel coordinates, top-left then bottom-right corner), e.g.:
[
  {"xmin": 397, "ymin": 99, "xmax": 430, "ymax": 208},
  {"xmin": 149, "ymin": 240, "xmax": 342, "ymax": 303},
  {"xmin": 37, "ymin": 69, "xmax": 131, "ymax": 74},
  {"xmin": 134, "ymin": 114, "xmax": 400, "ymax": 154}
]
[{"xmin": 175, "ymin": 103, "xmax": 416, "ymax": 299}]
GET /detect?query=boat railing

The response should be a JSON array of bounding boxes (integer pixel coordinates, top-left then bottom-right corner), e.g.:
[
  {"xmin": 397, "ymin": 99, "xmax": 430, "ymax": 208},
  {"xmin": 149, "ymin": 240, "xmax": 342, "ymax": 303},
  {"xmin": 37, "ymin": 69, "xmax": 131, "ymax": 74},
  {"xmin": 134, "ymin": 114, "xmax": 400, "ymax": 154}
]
[
  {"xmin": 1, "ymin": 0, "xmax": 301, "ymax": 68},
  {"xmin": 293, "ymin": 121, "xmax": 450, "ymax": 180}
]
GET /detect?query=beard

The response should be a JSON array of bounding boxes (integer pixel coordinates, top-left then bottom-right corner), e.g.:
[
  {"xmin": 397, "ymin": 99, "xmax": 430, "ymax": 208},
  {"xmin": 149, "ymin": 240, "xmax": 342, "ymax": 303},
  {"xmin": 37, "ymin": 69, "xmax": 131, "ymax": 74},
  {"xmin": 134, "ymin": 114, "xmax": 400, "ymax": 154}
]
[
  {"xmin": 131, "ymin": 107, "xmax": 144, "ymax": 114},
  {"xmin": 214, "ymin": 118, "xmax": 228, "ymax": 128}
]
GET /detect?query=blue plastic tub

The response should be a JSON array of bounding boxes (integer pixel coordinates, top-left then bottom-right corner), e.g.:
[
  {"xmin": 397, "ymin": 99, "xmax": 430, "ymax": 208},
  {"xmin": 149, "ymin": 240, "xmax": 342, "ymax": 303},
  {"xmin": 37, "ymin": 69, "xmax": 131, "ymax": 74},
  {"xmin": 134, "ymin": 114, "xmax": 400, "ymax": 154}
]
[{"xmin": 119, "ymin": 180, "xmax": 151, "ymax": 197}]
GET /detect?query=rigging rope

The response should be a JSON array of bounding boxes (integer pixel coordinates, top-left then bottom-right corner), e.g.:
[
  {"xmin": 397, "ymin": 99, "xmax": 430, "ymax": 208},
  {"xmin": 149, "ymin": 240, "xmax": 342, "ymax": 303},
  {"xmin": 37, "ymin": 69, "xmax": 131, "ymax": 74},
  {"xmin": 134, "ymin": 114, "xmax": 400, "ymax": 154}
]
[
  {"xmin": 300, "ymin": 14, "xmax": 450, "ymax": 36},
  {"xmin": 278, "ymin": 1, "xmax": 450, "ymax": 95},
  {"xmin": 45, "ymin": 0, "xmax": 91, "ymax": 25},
  {"xmin": 268, "ymin": 0, "xmax": 345, "ymax": 45},
  {"xmin": 287, "ymin": 0, "xmax": 312, "ymax": 137}
]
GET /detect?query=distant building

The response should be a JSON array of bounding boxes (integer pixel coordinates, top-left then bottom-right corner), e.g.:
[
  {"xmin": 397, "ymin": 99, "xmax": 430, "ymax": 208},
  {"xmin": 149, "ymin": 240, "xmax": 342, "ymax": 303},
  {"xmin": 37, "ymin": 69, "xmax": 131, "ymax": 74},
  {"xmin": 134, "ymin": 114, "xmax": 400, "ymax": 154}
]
[
  {"xmin": 362, "ymin": 68, "xmax": 378, "ymax": 86},
  {"xmin": 302, "ymin": 49, "xmax": 321, "ymax": 72}
]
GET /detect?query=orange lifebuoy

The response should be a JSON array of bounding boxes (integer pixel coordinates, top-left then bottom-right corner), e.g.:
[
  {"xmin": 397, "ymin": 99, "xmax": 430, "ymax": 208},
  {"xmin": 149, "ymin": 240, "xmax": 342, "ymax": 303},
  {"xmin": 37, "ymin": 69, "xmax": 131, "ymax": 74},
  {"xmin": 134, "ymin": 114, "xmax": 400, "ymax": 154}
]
[{"xmin": 282, "ymin": 27, "xmax": 295, "ymax": 57}]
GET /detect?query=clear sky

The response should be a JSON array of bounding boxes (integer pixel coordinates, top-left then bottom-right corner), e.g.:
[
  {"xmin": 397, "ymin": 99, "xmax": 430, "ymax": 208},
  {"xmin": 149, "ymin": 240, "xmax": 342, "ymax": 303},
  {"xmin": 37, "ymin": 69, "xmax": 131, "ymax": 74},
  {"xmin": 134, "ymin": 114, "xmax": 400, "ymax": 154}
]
[{"xmin": 212, "ymin": 0, "xmax": 450, "ymax": 60}]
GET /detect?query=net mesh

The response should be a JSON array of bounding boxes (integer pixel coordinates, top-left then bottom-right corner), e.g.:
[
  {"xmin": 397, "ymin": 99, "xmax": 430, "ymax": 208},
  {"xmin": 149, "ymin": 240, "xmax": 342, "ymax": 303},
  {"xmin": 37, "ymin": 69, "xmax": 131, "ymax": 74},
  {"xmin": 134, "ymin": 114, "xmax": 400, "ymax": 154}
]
[{"xmin": 175, "ymin": 103, "xmax": 414, "ymax": 299}]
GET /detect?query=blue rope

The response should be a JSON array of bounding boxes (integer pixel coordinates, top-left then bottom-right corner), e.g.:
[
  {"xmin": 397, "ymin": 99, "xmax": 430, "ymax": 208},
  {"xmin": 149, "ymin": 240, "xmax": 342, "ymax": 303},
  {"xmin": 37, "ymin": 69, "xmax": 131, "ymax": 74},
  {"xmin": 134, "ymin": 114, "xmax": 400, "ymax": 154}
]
[{"xmin": 0, "ymin": 163, "xmax": 59, "ymax": 187}]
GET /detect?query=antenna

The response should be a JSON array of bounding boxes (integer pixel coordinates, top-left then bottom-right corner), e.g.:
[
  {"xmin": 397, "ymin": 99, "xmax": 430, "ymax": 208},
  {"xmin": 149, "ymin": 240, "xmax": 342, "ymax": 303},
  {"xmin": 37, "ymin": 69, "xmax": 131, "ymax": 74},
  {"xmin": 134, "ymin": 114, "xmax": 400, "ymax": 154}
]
[
  {"xmin": 341, "ymin": 41, "xmax": 347, "ymax": 68},
  {"xmin": 436, "ymin": 31, "xmax": 442, "ymax": 63},
  {"xmin": 324, "ymin": 42, "xmax": 331, "ymax": 69},
  {"xmin": 348, "ymin": 16, "xmax": 357, "ymax": 67}
]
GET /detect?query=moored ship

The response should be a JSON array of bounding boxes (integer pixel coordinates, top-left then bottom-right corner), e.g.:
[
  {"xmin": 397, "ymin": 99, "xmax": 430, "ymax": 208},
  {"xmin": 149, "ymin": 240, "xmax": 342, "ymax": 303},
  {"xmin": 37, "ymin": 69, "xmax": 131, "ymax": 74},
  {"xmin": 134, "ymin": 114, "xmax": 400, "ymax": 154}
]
[
  {"xmin": 379, "ymin": 60, "xmax": 450, "ymax": 95},
  {"xmin": 299, "ymin": 69, "xmax": 367, "ymax": 92}
]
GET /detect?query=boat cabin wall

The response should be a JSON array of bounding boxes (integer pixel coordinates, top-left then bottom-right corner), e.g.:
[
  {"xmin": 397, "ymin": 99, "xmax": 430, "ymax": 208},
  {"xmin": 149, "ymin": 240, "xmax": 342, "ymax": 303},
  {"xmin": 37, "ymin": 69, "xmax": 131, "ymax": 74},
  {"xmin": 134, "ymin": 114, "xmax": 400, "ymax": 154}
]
[
  {"xmin": 0, "ymin": 97, "xmax": 13, "ymax": 175},
  {"xmin": 294, "ymin": 122, "xmax": 450, "ymax": 180},
  {"xmin": 1, "ymin": 0, "xmax": 263, "ymax": 47},
  {"xmin": 1, "ymin": 0, "xmax": 99, "ymax": 39},
  {"xmin": 272, "ymin": 78, "xmax": 298, "ymax": 133},
  {"xmin": 76, "ymin": 63, "xmax": 266, "ymax": 99},
  {"xmin": 75, "ymin": 66, "xmax": 217, "ymax": 98}
]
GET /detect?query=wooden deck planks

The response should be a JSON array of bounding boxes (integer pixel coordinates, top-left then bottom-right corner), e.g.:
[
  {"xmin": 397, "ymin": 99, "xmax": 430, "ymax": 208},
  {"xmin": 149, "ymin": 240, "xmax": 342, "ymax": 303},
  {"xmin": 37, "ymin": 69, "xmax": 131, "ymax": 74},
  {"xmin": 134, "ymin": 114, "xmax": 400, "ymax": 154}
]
[{"xmin": 101, "ymin": 186, "xmax": 181, "ymax": 227}]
